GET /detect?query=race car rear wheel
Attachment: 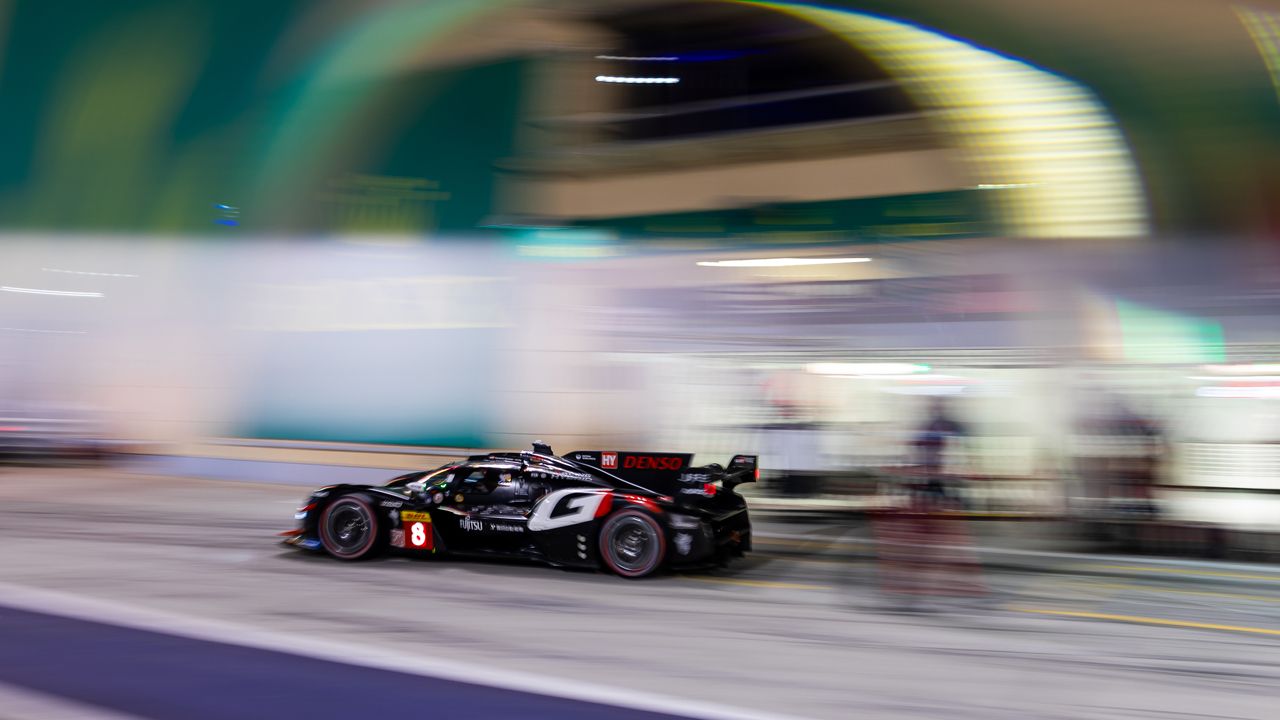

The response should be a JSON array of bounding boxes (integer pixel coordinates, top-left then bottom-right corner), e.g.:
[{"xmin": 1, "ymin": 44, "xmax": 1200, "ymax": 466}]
[
  {"xmin": 599, "ymin": 509, "xmax": 666, "ymax": 578},
  {"xmin": 319, "ymin": 495, "xmax": 382, "ymax": 560}
]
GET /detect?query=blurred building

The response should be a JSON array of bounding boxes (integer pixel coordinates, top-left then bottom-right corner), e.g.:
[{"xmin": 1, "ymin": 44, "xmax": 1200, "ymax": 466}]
[{"xmin": 6, "ymin": 0, "xmax": 1280, "ymax": 532}]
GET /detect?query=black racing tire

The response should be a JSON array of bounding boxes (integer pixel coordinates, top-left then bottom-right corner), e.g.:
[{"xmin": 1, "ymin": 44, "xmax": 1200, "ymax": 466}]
[
  {"xmin": 318, "ymin": 495, "xmax": 383, "ymax": 561},
  {"xmin": 598, "ymin": 509, "xmax": 666, "ymax": 578}
]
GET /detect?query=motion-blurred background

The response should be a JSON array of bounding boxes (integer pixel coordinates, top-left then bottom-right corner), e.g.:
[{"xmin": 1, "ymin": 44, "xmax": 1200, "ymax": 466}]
[{"xmin": 6, "ymin": 0, "xmax": 1280, "ymax": 547}]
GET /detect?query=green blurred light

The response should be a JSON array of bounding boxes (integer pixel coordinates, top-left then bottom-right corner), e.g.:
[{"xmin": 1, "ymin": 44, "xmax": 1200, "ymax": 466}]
[{"xmin": 1114, "ymin": 300, "xmax": 1226, "ymax": 364}]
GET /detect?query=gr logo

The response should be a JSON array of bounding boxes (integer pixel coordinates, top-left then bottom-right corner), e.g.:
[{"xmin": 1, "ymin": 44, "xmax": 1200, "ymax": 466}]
[{"xmin": 528, "ymin": 489, "xmax": 611, "ymax": 531}]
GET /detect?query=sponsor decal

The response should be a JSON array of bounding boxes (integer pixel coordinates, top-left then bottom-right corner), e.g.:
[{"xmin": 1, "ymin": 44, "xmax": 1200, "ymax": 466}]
[
  {"xmin": 401, "ymin": 510, "xmax": 432, "ymax": 522},
  {"xmin": 622, "ymin": 455, "xmax": 684, "ymax": 471},
  {"xmin": 454, "ymin": 494, "xmax": 465, "ymax": 503},
  {"xmin": 668, "ymin": 513, "xmax": 701, "ymax": 530},
  {"xmin": 601, "ymin": 452, "xmax": 618, "ymax": 470},
  {"xmin": 679, "ymin": 486, "xmax": 716, "ymax": 497},
  {"xmin": 674, "ymin": 533, "xmax": 693, "ymax": 556},
  {"xmin": 431, "ymin": 492, "xmax": 444, "ymax": 504},
  {"xmin": 390, "ymin": 529, "xmax": 405, "ymax": 548},
  {"xmin": 380, "ymin": 500, "xmax": 403, "ymax": 509},
  {"xmin": 460, "ymin": 517, "xmax": 484, "ymax": 532},
  {"xmin": 488, "ymin": 522, "xmax": 524, "ymax": 533}
]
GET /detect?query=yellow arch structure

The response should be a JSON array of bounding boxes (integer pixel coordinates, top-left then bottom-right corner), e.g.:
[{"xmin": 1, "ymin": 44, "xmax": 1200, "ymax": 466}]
[{"xmin": 740, "ymin": 1, "xmax": 1149, "ymax": 238}]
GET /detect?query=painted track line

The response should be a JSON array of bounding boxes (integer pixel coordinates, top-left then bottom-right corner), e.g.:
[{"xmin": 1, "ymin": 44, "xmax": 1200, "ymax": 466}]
[
  {"xmin": 1008, "ymin": 605, "xmax": 1280, "ymax": 637},
  {"xmin": 1083, "ymin": 565, "xmax": 1280, "ymax": 582},
  {"xmin": 1062, "ymin": 581, "xmax": 1280, "ymax": 605},
  {"xmin": 0, "ymin": 582, "xmax": 817, "ymax": 720}
]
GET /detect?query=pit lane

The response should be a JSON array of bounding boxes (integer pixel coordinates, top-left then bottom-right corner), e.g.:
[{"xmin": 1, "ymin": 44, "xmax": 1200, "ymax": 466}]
[{"xmin": 1, "ymin": 468, "xmax": 1278, "ymax": 720}]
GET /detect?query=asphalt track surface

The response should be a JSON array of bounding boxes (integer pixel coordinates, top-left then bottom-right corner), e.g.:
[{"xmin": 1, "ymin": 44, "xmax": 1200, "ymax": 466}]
[{"xmin": 2, "ymin": 468, "xmax": 1280, "ymax": 720}]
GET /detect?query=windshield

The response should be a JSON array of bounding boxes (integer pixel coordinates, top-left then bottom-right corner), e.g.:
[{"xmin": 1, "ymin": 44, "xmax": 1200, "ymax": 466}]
[{"xmin": 384, "ymin": 463, "xmax": 459, "ymax": 490}]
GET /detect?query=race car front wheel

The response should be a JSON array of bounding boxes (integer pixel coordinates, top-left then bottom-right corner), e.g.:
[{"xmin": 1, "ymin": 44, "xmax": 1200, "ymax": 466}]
[
  {"xmin": 599, "ymin": 509, "xmax": 666, "ymax": 578},
  {"xmin": 319, "ymin": 495, "xmax": 382, "ymax": 560}
]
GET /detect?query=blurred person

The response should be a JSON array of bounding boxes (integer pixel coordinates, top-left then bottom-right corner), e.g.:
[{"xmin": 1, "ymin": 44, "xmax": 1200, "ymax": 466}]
[
  {"xmin": 871, "ymin": 397, "xmax": 984, "ymax": 605},
  {"xmin": 1106, "ymin": 400, "xmax": 1165, "ymax": 520},
  {"xmin": 911, "ymin": 397, "xmax": 970, "ymax": 506},
  {"xmin": 1080, "ymin": 396, "xmax": 1164, "ymax": 520}
]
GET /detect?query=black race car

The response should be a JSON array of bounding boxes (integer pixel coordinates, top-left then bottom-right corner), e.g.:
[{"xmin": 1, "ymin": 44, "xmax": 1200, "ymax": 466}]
[{"xmin": 281, "ymin": 443, "xmax": 756, "ymax": 578}]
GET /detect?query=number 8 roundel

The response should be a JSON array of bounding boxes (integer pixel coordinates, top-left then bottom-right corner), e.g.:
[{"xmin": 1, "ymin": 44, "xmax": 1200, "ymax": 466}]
[
  {"xmin": 408, "ymin": 522, "xmax": 429, "ymax": 548},
  {"xmin": 402, "ymin": 511, "xmax": 433, "ymax": 550}
]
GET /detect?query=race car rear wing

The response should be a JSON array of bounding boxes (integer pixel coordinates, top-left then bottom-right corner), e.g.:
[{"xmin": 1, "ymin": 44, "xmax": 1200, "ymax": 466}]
[
  {"xmin": 724, "ymin": 454, "xmax": 759, "ymax": 490},
  {"xmin": 564, "ymin": 450, "xmax": 758, "ymax": 493},
  {"xmin": 563, "ymin": 450, "xmax": 691, "ymax": 480}
]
